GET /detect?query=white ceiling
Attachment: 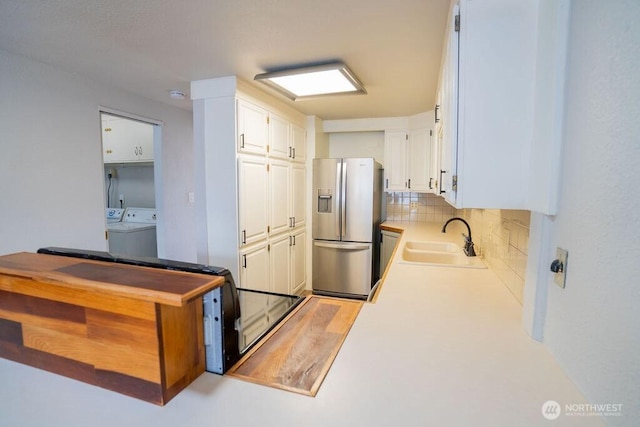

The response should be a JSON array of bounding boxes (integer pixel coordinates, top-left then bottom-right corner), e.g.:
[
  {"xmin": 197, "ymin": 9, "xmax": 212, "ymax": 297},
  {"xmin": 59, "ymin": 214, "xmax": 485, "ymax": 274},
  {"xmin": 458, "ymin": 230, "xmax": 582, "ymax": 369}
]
[{"xmin": 0, "ymin": 0, "xmax": 450, "ymax": 120}]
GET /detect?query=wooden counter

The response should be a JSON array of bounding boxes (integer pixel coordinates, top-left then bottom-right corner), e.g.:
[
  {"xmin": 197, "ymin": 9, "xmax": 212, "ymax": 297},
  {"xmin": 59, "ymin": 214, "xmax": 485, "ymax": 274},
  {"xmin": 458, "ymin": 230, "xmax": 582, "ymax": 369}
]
[{"xmin": 0, "ymin": 252, "xmax": 224, "ymax": 405}]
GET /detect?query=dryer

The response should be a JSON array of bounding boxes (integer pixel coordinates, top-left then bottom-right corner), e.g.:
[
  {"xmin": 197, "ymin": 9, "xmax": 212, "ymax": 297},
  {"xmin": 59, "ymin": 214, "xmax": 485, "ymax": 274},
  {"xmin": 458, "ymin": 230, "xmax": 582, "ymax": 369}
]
[{"xmin": 107, "ymin": 207, "xmax": 157, "ymax": 257}]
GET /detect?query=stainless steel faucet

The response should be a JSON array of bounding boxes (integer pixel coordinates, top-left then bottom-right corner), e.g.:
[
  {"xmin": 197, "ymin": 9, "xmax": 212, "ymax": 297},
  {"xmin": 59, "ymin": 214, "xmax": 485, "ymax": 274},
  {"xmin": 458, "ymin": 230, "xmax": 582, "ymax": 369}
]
[{"xmin": 441, "ymin": 217, "xmax": 476, "ymax": 257}]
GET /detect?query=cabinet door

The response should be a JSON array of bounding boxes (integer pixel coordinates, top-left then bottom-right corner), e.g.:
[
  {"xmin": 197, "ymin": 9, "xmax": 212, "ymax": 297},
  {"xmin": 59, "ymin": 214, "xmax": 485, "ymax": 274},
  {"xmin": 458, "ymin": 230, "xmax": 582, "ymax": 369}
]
[
  {"xmin": 134, "ymin": 121, "xmax": 154, "ymax": 162},
  {"xmin": 102, "ymin": 116, "xmax": 131, "ymax": 163},
  {"xmin": 239, "ymin": 243, "xmax": 269, "ymax": 291},
  {"xmin": 407, "ymin": 128, "xmax": 433, "ymax": 192},
  {"xmin": 290, "ymin": 229, "xmax": 306, "ymax": 295},
  {"xmin": 237, "ymin": 99, "xmax": 268, "ymax": 155},
  {"xmin": 290, "ymin": 124, "xmax": 306, "ymax": 163},
  {"xmin": 379, "ymin": 230, "xmax": 399, "ymax": 277},
  {"xmin": 269, "ymin": 234, "xmax": 291, "ymax": 295},
  {"xmin": 102, "ymin": 115, "xmax": 154, "ymax": 163},
  {"xmin": 269, "ymin": 159, "xmax": 290, "ymax": 236},
  {"xmin": 238, "ymin": 156, "xmax": 268, "ymax": 246},
  {"xmin": 269, "ymin": 114, "xmax": 290, "ymax": 160},
  {"xmin": 290, "ymin": 163, "xmax": 306, "ymax": 229},
  {"xmin": 383, "ymin": 130, "xmax": 408, "ymax": 191},
  {"xmin": 439, "ymin": 4, "xmax": 460, "ymax": 205}
]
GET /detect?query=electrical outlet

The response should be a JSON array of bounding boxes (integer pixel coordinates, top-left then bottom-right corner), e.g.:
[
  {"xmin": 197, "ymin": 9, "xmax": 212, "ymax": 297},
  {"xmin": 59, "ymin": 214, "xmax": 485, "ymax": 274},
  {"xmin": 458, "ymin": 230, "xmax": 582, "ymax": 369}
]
[
  {"xmin": 118, "ymin": 194, "xmax": 124, "ymax": 204},
  {"xmin": 108, "ymin": 168, "xmax": 117, "ymax": 178}
]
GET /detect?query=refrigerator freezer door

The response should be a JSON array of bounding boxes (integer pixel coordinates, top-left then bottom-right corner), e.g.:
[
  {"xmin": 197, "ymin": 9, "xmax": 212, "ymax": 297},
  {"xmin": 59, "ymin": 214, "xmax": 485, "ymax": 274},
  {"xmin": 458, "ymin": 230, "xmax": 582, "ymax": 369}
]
[
  {"xmin": 312, "ymin": 240, "xmax": 372, "ymax": 298},
  {"xmin": 342, "ymin": 158, "xmax": 376, "ymax": 242},
  {"xmin": 312, "ymin": 158, "xmax": 342, "ymax": 241}
]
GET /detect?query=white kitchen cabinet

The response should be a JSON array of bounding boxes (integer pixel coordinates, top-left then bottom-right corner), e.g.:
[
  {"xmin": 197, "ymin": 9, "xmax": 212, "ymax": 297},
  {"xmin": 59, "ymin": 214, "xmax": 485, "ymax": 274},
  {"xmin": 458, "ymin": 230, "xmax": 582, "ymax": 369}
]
[
  {"xmin": 290, "ymin": 124, "xmax": 306, "ymax": 163},
  {"xmin": 437, "ymin": 0, "xmax": 538, "ymax": 209},
  {"xmin": 290, "ymin": 163, "xmax": 306, "ymax": 229},
  {"xmin": 379, "ymin": 230, "xmax": 399, "ymax": 277},
  {"xmin": 290, "ymin": 229, "xmax": 306, "ymax": 295},
  {"xmin": 407, "ymin": 128, "xmax": 434, "ymax": 192},
  {"xmin": 269, "ymin": 233, "xmax": 291, "ymax": 295},
  {"xmin": 102, "ymin": 115, "xmax": 154, "ymax": 164},
  {"xmin": 192, "ymin": 78, "xmax": 308, "ymax": 293},
  {"xmin": 238, "ymin": 155, "xmax": 268, "ymax": 246},
  {"xmin": 269, "ymin": 158, "xmax": 291, "ymax": 236},
  {"xmin": 268, "ymin": 113, "xmax": 290, "ymax": 160},
  {"xmin": 383, "ymin": 130, "xmax": 408, "ymax": 191},
  {"xmin": 237, "ymin": 99, "xmax": 269, "ymax": 155},
  {"xmin": 384, "ymin": 129, "xmax": 433, "ymax": 192},
  {"xmin": 239, "ymin": 242, "xmax": 270, "ymax": 292}
]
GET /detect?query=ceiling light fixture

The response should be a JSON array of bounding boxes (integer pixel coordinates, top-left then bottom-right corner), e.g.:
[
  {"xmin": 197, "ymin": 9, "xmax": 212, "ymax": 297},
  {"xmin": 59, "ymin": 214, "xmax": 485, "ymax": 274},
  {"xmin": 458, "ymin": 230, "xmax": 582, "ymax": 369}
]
[
  {"xmin": 168, "ymin": 90, "xmax": 186, "ymax": 100},
  {"xmin": 254, "ymin": 62, "xmax": 366, "ymax": 101}
]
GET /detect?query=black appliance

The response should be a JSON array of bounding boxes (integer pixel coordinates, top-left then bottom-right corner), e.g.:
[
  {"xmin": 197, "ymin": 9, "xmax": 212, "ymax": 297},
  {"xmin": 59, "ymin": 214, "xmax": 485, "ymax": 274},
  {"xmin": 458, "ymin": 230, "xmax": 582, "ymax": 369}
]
[{"xmin": 37, "ymin": 247, "xmax": 303, "ymax": 374}]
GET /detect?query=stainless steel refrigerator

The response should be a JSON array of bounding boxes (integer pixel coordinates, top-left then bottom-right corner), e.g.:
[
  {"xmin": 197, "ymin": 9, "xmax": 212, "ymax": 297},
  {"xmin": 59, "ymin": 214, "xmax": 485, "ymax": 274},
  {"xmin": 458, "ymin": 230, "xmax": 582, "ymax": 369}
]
[{"xmin": 312, "ymin": 158, "xmax": 383, "ymax": 299}]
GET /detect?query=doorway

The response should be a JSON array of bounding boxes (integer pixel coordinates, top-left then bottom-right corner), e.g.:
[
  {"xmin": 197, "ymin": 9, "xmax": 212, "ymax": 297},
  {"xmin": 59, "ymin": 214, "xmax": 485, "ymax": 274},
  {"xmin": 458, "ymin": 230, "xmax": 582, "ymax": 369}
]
[{"xmin": 100, "ymin": 110, "xmax": 163, "ymax": 257}]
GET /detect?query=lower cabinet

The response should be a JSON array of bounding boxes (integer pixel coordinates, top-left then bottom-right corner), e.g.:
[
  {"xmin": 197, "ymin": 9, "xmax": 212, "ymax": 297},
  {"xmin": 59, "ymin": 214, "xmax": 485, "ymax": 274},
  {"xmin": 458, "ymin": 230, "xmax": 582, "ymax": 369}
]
[
  {"xmin": 380, "ymin": 230, "xmax": 400, "ymax": 277},
  {"xmin": 240, "ymin": 230, "xmax": 306, "ymax": 296},
  {"xmin": 270, "ymin": 233, "xmax": 291, "ymax": 295},
  {"xmin": 239, "ymin": 243, "xmax": 270, "ymax": 291},
  {"xmin": 290, "ymin": 229, "xmax": 306, "ymax": 295}
]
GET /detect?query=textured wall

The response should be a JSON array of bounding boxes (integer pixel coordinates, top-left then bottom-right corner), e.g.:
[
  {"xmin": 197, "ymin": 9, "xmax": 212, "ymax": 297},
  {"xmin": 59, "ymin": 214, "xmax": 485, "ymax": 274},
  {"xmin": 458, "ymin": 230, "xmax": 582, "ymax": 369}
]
[{"xmin": 543, "ymin": 1, "xmax": 640, "ymax": 423}]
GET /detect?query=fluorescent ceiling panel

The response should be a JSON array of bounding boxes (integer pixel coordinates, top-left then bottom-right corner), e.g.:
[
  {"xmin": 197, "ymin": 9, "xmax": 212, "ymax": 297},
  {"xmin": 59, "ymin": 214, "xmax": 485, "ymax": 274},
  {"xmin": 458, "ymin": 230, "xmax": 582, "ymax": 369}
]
[{"xmin": 255, "ymin": 62, "xmax": 366, "ymax": 100}]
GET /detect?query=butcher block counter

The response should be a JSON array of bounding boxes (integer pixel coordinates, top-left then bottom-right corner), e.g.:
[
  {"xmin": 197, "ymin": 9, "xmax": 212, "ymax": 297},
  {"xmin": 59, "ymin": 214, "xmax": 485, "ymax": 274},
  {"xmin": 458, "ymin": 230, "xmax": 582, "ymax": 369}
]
[{"xmin": 0, "ymin": 252, "xmax": 224, "ymax": 405}]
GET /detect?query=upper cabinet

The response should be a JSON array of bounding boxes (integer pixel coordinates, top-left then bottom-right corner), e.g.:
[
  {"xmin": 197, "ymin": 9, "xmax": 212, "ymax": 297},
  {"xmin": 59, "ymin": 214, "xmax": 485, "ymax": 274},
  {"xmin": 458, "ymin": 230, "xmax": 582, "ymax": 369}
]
[
  {"xmin": 383, "ymin": 125, "xmax": 434, "ymax": 193},
  {"xmin": 290, "ymin": 124, "xmax": 306, "ymax": 163},
  {"xmin": 383, "ymin": 130, "xmax": 408, "ymax": 191},
  {"xmin": 237, "ymin": 99, "xmax": 269, "ymax": 155},
  {"xmin": 102, "ymin": 114, "xmax": 154, "ymax": 164},
  {"xmin": 407, "ymin": 128, "xmax": 434, "ymax": 192},
  {"xmin": 436, "ymin": 0, "xmax": 538, "ymax": 209}
]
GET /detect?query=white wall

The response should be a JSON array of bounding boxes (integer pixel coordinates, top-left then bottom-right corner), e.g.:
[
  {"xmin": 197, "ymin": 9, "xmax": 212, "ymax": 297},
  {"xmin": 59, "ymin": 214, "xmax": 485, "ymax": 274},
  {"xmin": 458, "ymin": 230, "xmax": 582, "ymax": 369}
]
[
  {"xmin": 0, "ymin": 49, "xmax": 196, "ymax": 262},
  {"xmin": 328, "ymin": 132, "xmax": 385, "ymax": 163},
  {"xmin": 542, "ymin": 1, "xmax": 640, "ymax": 423},
  {"xmin": 103, "ymin": 165, "xmax": 155, "ymax": 209}
]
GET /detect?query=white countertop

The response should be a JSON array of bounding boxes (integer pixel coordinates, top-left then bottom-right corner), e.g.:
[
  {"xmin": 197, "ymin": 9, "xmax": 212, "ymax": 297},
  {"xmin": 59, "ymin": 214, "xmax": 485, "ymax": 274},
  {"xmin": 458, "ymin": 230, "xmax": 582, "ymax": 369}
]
[{"xmin": 0, "ymin": 222, "xmax": 603, "ymax": 426}]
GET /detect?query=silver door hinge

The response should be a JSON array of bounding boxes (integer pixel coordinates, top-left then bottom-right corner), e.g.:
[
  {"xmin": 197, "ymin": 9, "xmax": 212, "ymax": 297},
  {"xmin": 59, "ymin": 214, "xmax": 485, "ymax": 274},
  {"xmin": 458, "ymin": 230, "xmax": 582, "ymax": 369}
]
[
  {"xmin": 452, "ymin": 175, "xmax": 458, "ymax": 191},
  {"xmin": 455, "ymin": 14, "xmax": 460, "ymax": 32}
]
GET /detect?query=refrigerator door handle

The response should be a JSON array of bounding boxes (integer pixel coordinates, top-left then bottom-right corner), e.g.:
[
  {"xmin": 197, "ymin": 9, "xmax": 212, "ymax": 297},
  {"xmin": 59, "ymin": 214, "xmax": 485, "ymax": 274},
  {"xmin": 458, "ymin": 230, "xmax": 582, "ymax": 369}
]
[
  {"xmin": 341, "ymin": 160, "xmax": 347, "ymax": 237},
  {"xmin": 314, "ymin": 241, "xmax": 370, "ymax": 251},
  {"xmin": 335, "ymin": 161, "xmax": 342, "ymax": 237}
]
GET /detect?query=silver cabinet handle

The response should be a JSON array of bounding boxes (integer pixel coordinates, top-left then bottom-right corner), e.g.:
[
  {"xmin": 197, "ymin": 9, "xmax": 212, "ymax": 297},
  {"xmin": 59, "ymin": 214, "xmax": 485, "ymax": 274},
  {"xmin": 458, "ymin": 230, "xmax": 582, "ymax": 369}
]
[{"xmin": 240, "ymin": 133, "xmax": 245, "ymax": 148}]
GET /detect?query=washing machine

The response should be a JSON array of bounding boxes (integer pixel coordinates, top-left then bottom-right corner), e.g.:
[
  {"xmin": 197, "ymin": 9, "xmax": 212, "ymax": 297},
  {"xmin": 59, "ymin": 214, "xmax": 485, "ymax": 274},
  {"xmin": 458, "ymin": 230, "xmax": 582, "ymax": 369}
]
[
  {"xmin": 106, "ymin": 208, "xmax": 125, "ymax": 224},
  {"xmin": 107, "ymin": 207, "xmax": 157, "ymax": 257}
]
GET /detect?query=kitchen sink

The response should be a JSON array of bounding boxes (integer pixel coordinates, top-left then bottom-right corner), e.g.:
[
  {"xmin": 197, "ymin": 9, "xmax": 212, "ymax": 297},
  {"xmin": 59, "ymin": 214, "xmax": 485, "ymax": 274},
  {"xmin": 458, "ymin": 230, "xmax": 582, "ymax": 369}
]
[
  {"xmin": 403, "ymin": 241, "xmax": 460, "ymax": 253},
  {"xmin": 400, "ymin": 241, "xmax": 486, "ymax": 269}
]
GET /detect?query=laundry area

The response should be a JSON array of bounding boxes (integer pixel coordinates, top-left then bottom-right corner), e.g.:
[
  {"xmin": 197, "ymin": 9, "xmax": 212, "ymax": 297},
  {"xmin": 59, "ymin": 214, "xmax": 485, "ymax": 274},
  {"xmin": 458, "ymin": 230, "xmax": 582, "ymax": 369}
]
[{"xmin": 101, "ymin": 112, "xmax": 158, "ymax": 257}]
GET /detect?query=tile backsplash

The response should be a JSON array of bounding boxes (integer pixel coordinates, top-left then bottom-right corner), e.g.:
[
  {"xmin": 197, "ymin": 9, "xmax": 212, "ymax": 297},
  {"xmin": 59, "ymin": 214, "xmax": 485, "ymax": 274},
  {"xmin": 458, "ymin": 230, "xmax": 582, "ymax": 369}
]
[
  {"xmin": 460, "ymin": 209, "xmax": 530, "ymax": 305},
  {"xmin": 385, "ymin": 192, "xmax": 530, "ymax": 305},
  {"xmin": 385, "ymin": 192, "xmax": 457, "ymax": 222}
]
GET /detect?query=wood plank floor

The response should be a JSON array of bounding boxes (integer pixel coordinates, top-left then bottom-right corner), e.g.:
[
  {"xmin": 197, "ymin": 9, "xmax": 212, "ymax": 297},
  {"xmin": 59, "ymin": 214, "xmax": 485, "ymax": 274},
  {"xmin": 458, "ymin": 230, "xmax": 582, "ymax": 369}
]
[{"xmin": 226, "ymin": 296, "xmax": 362, "ymax": 396}]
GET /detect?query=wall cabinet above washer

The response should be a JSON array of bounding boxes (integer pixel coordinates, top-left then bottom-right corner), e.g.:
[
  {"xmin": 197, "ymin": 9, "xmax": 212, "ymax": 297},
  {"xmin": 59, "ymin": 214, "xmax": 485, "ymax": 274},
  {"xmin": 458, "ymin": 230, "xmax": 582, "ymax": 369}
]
[{"xmin": 102, "ymin": 114, "xmax": 154, "ymax": 164}]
